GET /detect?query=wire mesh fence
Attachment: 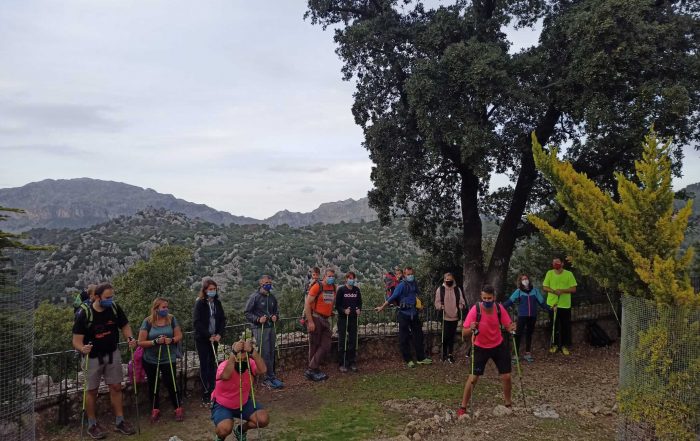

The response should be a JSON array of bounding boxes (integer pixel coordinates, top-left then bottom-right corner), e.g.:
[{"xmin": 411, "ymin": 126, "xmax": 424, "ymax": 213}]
[
  {"xmin": 0, "ymin": 252, "xmax": 35, "ymax": 441},
  {"xmin": 618, "ymin": 296, "xmax": 700, "ymax": 441}
]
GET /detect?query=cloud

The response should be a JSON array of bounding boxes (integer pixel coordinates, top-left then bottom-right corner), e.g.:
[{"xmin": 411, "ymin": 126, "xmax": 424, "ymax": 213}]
[
  {"xmin": 301, "ymin": 186, "xmax": 315, "ymax": 193},
  {"xmin": 0, "ymin": 144, "xmax": 91, "ymax": 156},
  {"xmin": 0, "ymin": 101, "xmax": 126, "ymax": 133}
]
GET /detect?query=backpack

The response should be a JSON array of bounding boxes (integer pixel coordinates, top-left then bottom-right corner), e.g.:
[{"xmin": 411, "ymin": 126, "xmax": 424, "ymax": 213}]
[
  {"xmin": 475, "ymin": 302, "xmax": 506, "ymax": 338},
  {"xmin": 439, "ymin": 285, "xmax": 465, "ymax": 311},
  {"xmin": 586, "ymin": 320, "xmax": 613, "ymax": 347},
  {"xmin": 299, "ymin": 279, "xmax": 322, "ymax": 325},
  {"xmin": 384, "ymin": 273, "xmax": 399, "ymax": 305},
  {"xmin": 78, "ymin": 302, "xmax": 119, "ymax": 330},
  {"xmin": 127, "ymin": 346, "xmax": 147, "ymax": 384},
  {"xmin": 73, "ymin": 290, "xmax": 90, "ymax": 313}
]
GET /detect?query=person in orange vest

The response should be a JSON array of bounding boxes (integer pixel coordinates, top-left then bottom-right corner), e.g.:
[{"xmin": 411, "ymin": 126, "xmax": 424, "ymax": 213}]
[{"xmin": 303, "ymin": 268, "xmax": 337, "ymax": 381}]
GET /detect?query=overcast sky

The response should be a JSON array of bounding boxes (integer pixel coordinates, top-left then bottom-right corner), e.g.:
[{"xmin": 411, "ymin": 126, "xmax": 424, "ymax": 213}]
[{"xmin": 1, "ymin": 1, "xmax": 698, "ymax": 219}]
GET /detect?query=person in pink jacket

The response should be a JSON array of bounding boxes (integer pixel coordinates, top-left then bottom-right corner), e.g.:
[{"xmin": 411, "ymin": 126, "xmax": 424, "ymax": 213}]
[{"xmin": 434, "ymin": 273, "xmax": 466, "ymax": 363}]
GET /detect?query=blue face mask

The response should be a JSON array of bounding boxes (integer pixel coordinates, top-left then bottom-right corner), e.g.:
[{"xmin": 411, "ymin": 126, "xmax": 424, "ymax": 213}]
[
  {"xmin": 158, "ymin": 309, "xmax": 169, "ymax": 317},
  {"xmin": 482, "ymin": 300, "xmax": 494, "ymax": 308},
  {"xmin": 326, "ymin": 277, "xmax": 335, "ymax": 285},
  {"xmin": 100, "ymin": 298, "xmax": 114, "ymax": 308},
  {"xmin": 346, "ymin": 279, "xmax": 355, "ymax": 286},
  {"xmin": 262, "ymin": 283, "xmax": 273, "ymax": 292},
  {"xmin": 406, "ymin": 275, "xmax": 415, "ymax": 282},
  {"xmin": 207, "ymin": 290, "xmax": 217, "ymax": 298}
]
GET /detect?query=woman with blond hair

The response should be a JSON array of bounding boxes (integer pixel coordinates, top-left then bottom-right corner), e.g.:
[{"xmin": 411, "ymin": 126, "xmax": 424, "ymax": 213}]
[{"xmin": 137, "ymin": 297, "xmax": 184, "ymax": 422}]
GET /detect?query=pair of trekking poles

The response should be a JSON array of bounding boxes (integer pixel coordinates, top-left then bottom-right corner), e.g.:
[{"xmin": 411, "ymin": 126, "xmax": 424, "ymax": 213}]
[
  {"xmin": 237, "ymin": 346, "xmax": 262, "ymax": 440},
  {"xmin": 79, "ymin": 342, "xmax": 148, "ymax": 441},
  {"xmin": 342, "ymin": 307, "xmax": 360, "ymax": 368}
]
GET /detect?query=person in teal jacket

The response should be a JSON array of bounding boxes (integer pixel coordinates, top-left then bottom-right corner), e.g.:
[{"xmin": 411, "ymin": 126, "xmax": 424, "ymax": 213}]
[{"xmin": 503, "ymin": 274, "xmax": 550, "ymax": 362}]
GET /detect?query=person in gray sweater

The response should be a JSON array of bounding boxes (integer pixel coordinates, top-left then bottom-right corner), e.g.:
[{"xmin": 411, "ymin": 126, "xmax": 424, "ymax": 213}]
[{"xmin": 245, "ymin": 275, "xmax": 283, "ymax": 389}]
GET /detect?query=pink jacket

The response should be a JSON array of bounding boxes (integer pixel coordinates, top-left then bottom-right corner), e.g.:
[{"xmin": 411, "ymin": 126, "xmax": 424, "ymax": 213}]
[{"xmin": 434, "ymin": 284, "xmax": 466, "ymax": 321}]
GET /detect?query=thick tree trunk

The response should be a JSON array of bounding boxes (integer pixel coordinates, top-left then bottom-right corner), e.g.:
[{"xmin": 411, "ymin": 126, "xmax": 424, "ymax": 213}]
[
  {"xmin": 461, "ymin": 168, "xmax": 485, "ymax": 305},
  {"xmin": 486, "ymin": 108, "xmax": 561, "ymax": 299}
]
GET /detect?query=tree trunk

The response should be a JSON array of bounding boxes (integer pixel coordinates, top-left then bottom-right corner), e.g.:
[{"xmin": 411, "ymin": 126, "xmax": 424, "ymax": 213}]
[
  {"xmin": 461, "ymin": 168, "xmax": 485, "ymax": 305},
  {"xmin": 486, "ymin": 108, "xmax": 561, "ymax": 299}
]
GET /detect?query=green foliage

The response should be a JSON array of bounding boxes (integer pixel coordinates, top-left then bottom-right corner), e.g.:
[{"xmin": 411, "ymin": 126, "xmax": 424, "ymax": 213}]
[
  {"xmin": 305, "ymin": 0, "xmax": 700, "ymax": 301},
  {"xmin": 530, "ymin": 129, "xmax": 700, "ymax": 439},
  {"xmin": 113, "ymin": 245, "xmax": 194, "ymax": 331},
  {"xmin": 34, "ymin": 302, "xmax": 74, "ymax": 355}
]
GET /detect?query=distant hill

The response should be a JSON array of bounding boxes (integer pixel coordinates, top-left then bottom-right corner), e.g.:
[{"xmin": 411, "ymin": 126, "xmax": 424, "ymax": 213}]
[
  {"xmin": 0, "ymin": 178, "xmax": 379, "ymax": 231},
  {"xmin": 0, "ymin": 178, "xmax": 257, "ymax": 231}
]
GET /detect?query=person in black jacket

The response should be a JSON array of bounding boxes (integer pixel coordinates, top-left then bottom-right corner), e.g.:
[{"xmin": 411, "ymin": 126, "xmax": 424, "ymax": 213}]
[
  {"xmin": 336, "ymin": 271, "xmax": 362, "ymax": 373},
  {"xmin": 193, "ymin": 277, "xmax": 227, "ymax": 405},
  {"xmin": 244, "ymin": 275, "xmax": 283, "ymax": 389}
]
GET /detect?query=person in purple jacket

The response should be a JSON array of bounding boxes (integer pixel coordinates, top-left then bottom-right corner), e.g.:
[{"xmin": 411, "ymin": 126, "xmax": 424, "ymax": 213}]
[{"xmin": 503, "ymin": 274, "xmax": 550, "ymax": 363}]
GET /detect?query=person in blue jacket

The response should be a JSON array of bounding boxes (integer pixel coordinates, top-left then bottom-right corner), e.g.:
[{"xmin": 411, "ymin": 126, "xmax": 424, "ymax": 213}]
[{"xmin": 503, "ymin": 274, "xmax": 550, "ymax": 363}]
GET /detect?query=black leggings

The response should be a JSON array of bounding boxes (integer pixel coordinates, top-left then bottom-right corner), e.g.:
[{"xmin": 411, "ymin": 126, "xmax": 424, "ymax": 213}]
[
  {"xmin": 143, "ymin": 360, "xmax": 179, "ymax": 410},
  {"xmin": 442, "ymin": 320, "xmax": 458, "ymax": 358},
  {"xmin": 515, "ymin": 316, "xmax": 536, "ymax": 353},
  {"xmin": 549, "ymin": 308, "xmax": 572, "ymax": 347}
]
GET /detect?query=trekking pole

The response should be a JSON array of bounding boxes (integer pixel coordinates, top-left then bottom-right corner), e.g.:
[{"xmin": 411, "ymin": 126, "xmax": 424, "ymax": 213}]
[
  {"xmin": 129, "ymin": 346, "xmax": 141, "ymax": 434},
  {"xmin": 441, "ymin": 307, "xmax": 445, "ymax": 360},
  {"xmin": 238, "ymin": 357, "xmax": 244, "ymax": 440},
  {"xmin": 604, "ymin": 289, "xmax": 621, "ymax": 327},
  {"xmin": 80, "ymin": 347, "xmax": 90, "ymax": 441},
  {"xmin": 152, "ymin": 344, "xmax": 162, "ymax": 413},
  {"xmin": 511, "ymin": 332, "xmax": 527, "ymax": 409},
  {"xmin": 166, "ymin": 343, "xmax": 181, "ymax": 410},
  {"xmin": 469, "ymin": 332, "xmax": 477, "ymax": 416},
  {"xmin": 343, "ymin": 314, "xmax": 349, "ymax": 369},
  {"xmin": 211, "ymin": 341, "xmax": 218, "ymax": 366},
  {"xmin": 355, "ymin": 309, "xmax": 359, "ymax": 352},
  {"xmin": 244, "ymin": 351, "xmax": 261, "ymax": 438},
  {"xmin": 550, "ymin": 308, "xmax": 558, "ymax": 348}
]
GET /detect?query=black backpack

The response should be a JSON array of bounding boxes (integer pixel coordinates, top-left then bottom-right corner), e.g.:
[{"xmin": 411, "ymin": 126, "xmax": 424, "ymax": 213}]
[
  {"xmin": 586, "ymin": 320, "xmax": 613, "ymax": 347},
  {"xmin": 439, "ymin": 285, "xmax": 465, "ymax": 311},
  {"xmin": 475, "ymin": 302, "xmax": 504, "ymax": 330}
]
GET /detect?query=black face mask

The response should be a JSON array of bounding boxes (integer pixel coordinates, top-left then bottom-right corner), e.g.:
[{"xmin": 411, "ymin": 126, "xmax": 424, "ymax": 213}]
[
  {"xmin": 234, "ymin": 359, "xmax": 249, "ymax": 374},
  {"xmin": 445, "ymin": 280, "xmax": 454, "ymax": 287}
]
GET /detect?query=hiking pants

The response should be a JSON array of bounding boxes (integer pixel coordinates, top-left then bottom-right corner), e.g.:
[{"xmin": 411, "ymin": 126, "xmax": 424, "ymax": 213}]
[
  {"xmin": 442, "ymin": 320, "xmax": 458, "ymax": 359},
  {"xmin": 143, "ymin": 360, "xmax": 179, "ymax": 410},
  {"xmin": 398, "ymin": 312, "xmax": 426, "ymax": 362},
  {"xmin": 308, "ymin": 315, "xmax": 331, "ymax": 370},
  {"xmin": 253, "ymin": 325, "xmax": 276, "ymax": 380},
  {"xmin": 196, "ymin": 339, "xmax": 218, "ymax": 399},
  {"xmin": 549, "ymin": 308, "xmax": 572, "ymax": 347},
  {"xmin": 337, "ymin": 313, "xmax": 358, "ymax": 367},
  {"xmin": 515, "ymin": 316, "xmax": 537, "ymax": 353}
]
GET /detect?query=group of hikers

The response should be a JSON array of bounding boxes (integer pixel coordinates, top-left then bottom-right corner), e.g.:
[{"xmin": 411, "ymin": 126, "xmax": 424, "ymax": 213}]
[{"xmin": 70, "ymin": 257, "xmax": 576, "ymax": 440}]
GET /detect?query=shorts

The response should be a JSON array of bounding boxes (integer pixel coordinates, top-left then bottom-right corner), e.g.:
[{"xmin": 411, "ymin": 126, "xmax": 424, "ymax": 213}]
[
  {"xmin": 86, "ymin": 348, "xmax": 123, "ymax": 390},
  {"xmin": 211, "ymin": 398, "xmax": 264, "ymax": 426},
  {"xmin": 471, "ymin": 343, "xmax": 511, "ymax": 376}
]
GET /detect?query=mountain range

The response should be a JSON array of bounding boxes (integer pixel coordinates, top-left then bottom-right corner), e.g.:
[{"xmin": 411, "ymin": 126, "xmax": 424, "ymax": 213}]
[{"xmin": 0, "ymin": 178, "xmax": 377, "ymax": 231}]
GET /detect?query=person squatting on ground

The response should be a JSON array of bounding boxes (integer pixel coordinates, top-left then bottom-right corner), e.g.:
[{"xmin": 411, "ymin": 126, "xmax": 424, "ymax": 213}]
[
  {"xmin": 211, "ymin": 339, "xmax": 269, "ymax": 441},
  {"xmin": 244, "ymin": 274, "xmax": 284, "ymax": 389},
  {"xmin": 503, "ymin": 274, "xmax": 550, "ymax": 363},
  {"xmin": 458, "ymin": 285, "xmax": 516, "ymax": 416},
  {"xmin": 434, "ymin": 272, "xmax": 466, "ymax": 363},
  {"xmin": 193, "ymin": 277, "xmax": 227, "ymax": 405},
  {"xmin": 543, "ymin": 258, "xmax": 577, "ymax": 356},
  {"xmin": 137, "ymin": 297, "xmax": 184, "ymax": 423},
  {"xmin": 335, "ymin": 271, "xmax": 362, "ymax": 373},
  {"xmin": 376, "ymin": 267, "xmax": 432, "ymax": 368},
  {"xmin": 72, "ymin": 282, "xmax": 137, "ymax": 439},
  {"xmin": 304, "ymin": 268, "xmax": 337, "ymax": 381}
]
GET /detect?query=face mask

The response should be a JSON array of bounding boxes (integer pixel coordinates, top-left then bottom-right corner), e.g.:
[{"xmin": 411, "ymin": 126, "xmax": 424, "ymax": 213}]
[
  {"xmin": 346, "ymin": 279, "xmax": 355, "ymax": 286},
  {"xmin": 207, "ymin": 290, "xmax": 217, "ymax": 298},
  {"xmin": 157, "ymin": 309, "xmax": 169, "ymax": 317},
  {"xmin": 234, "ymin": 360, "xmax": 249, "ymax": 374},
  {"xmin": 100, "ymin": 298, "xmax": 114, "ymax": 308},
  {"xmin": 445, "ymin": 280, "xmax": 454, "ymax": 287},
  {"xmin": 326, "ymin": 277, "xmax": 335, "ymax": 285},
  {"xmin": 482, "ymin": 300, "xmax": 494, "ymax": 308},
  {"xmin": 406, "ymin": 275, "xmax": 415, "ymax": 282},
  {"xmin": 262, "ymin": 283, "xmax": 273, "ymax": 292},
  {"xmin": 521, "ymin": 279, "xmax": 530, "ymax": 287},
  {"xmin": 553, "ymin": 263, "xmax": 563, "ymax": 270}
]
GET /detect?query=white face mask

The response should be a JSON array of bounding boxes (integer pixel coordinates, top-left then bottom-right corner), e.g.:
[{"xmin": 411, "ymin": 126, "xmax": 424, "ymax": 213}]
[{"xmin": 521, "ymin": 279, "xmax": 530, "ymax": 287}]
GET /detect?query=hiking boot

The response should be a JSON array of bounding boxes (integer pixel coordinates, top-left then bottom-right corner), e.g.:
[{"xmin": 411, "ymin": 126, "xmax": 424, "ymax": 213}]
[
  {"xmin": 263, "ymin": 378, "xmax": 275, "ymax": 388},
  {"xmin": 316, "ymin": 371, "xmax": 328, "ymax": 381},
  {"xmin": 150, "ymin": 408, "xmax": 161, "ymax": 423},
  {"xmin": 561, "ymin": 346, "xmax": 571, "ymax": 356},
  {"xmin": 87, "ymin": 424, "xmax": 106, "ymax": 439},
  {"xmin": 512, "ymin": 356, "xmax": 518, "ymax": 365},
  {"xmin": 523, "ymin": 353, "xmax": 534, "ymax": 363},
  {"xmin": 270, "ymin": 377, "xmax": 284, "ymax": 389},
  {"xmin": 114, "ymin": 420, "xmax": 136, "ymax": 435},
  {"xmin": 339, "ymin": 365, "xmax": 348, "ymax": 373},
  {"xmin": 349, "ymin": 364, "xmax": 358, "ymax": 372},
  {"xmin": 304, "ymin": 369, "xmax": 318, "ymax": 381},
  {"xmin": 406, "ymin": 361, "xmax": 416, "ymax": 368},
  {"xmin": 447, "ymin": 355, "xmax": 455, "ymax": 364},
  {"xmin": 416, "ymin": 358, "xmax": 433, "ymax": 365},
  {"xmin": 549, "ymin": 345, "xmax": 558, "ymax": 354},
  {"xmin": 234, "ymin": 424, "xmax": 247, "ymax": 441},
  {"xmin": 175, "ymin": 407, "xmax": 185, "ymax": 422},
  {"xmin": 457, "ymin": 407, "xmax": 467, "ymax": 417}
]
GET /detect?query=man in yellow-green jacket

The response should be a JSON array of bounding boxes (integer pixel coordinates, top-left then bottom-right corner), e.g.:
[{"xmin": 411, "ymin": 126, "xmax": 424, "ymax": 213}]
[{"xmin": 543, "ymin": 257, "xmax": 577, "ymax": 356}]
